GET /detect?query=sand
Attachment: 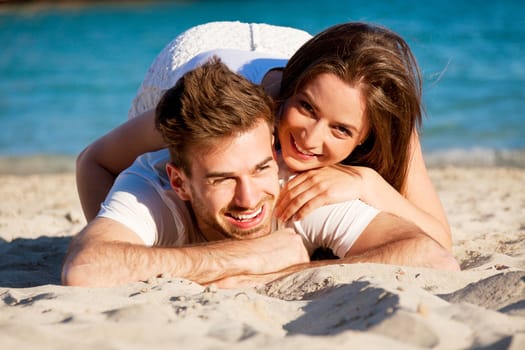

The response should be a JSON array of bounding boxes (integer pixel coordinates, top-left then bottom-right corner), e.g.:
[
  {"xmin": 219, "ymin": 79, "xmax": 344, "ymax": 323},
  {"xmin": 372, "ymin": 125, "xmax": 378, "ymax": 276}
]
[{"xmin": 1, "ymin": 167, "xmax": 524, "ymax": 349}]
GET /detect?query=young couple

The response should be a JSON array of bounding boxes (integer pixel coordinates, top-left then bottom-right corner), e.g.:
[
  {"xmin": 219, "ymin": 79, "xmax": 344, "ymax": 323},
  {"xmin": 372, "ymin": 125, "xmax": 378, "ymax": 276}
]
[{"xmin": 62, "ymin": 21, "xmax": 458, "ymax": 288}]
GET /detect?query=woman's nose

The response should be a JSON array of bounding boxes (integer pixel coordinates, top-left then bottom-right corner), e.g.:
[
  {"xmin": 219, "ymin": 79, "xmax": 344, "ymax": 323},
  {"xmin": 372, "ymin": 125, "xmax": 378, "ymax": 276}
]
[{"xmin": 301, "ymin": 121, "xmax": 325, "ymax": 150}]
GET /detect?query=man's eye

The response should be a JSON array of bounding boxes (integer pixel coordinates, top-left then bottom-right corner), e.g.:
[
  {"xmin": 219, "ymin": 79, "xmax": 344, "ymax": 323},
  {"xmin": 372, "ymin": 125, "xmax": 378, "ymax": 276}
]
[
  {"xmin": 256, "ymin": 165, "xmax": 271, "ymax": 173},
  {"xmin": 212, "ymin": 178, "xmax": 234, "ymax": 185}
]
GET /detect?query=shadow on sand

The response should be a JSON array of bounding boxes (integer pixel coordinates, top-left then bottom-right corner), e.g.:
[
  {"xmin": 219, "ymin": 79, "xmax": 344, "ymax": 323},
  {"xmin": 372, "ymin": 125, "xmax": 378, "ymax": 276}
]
[{"xmin": 0, "ymin": 236, "xmax": 71, "ymax": 288}]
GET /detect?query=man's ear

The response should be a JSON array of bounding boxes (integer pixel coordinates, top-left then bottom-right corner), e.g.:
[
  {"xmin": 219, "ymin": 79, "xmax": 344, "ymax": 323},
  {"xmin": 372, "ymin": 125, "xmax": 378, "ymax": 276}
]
[{"xmin": 166, "ymin": 163, "xmax": 191, "ymax": 201}]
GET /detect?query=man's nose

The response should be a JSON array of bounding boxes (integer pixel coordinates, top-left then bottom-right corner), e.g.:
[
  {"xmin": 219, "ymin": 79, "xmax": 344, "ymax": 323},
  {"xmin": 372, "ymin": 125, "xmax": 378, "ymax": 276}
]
[{"xmin": 234, "ymin": 179, "xmax": 260, "ymax": 209}]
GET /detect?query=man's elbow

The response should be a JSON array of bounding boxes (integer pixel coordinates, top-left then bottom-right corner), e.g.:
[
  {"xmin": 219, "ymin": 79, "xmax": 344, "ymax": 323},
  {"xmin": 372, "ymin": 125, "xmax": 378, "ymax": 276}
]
[
  {"xmin": 61, "ymin": 250, "xmax": 100, "ymax": 287},
  {"xmin": 61, "ymin": 263, "xmax": 86, "ymax": 287},
  {"xmin": 436, "ymin": 251, "xmax": 461, "ymax": 271},
  {"xmin": 425, "ymin": 238, "xmax": 461, "ymax": 271}
]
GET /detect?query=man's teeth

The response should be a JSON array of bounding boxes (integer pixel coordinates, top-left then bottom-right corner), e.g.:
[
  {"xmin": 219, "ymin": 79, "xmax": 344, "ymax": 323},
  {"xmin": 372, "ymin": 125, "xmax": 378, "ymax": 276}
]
[
  {"xmin": 231, "ymin": 207, "xmax": 263, "ymax": 221},
  {"xmin": 294, "ymin": 139, "xmax": 315, "ymax": 156}
]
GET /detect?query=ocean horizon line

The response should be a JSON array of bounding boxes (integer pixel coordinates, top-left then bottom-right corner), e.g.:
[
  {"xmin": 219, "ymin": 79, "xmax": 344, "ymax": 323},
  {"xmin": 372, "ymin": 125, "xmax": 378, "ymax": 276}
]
[{"xmin": 1, "ymin": 147, "xmax": 524, "ymax": 175}]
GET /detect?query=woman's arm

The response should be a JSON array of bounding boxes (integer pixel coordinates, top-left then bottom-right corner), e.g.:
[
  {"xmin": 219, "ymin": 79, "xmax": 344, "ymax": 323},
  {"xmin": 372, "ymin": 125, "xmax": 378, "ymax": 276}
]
[
  {"xmin": 398, "ymin": 132, "xmax": 452, "ymax": 248},
  {"xmin": 275, "ymin": 133, "xmax": 452, "ymax": 251},
  {"xmin": 76, "ymin": 108, "xmax": 166, "ymax": 221}
]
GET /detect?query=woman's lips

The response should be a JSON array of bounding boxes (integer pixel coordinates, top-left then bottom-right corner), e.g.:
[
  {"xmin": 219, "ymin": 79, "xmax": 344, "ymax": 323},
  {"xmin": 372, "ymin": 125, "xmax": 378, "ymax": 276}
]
[{"xmin": 290, "ymin": 135, "xmax": 320, "ymax": 160}]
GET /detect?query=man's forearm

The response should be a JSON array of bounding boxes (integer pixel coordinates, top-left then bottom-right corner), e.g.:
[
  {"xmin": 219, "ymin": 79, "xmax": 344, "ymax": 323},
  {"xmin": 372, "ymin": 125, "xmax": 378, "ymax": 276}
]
[
  {"xmin": 62, "ymin": 222, "xmax": 309, "ymax": 287},
  {"xmin": 63, "ymin": 240, "xmax": 255, "ymax": 287}
]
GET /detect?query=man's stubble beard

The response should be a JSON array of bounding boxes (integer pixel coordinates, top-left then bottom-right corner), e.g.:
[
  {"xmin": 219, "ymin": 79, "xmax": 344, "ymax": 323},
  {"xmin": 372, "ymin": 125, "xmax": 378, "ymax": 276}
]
[{"xmin": 189, "ymin": 185, "xmax": 275, "ymax": 241}]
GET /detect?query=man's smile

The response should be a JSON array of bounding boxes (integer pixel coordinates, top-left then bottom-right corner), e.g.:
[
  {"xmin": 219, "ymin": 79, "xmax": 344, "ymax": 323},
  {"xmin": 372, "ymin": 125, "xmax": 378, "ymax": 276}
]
[{"xmin": 224, "ymin": 204, "xmax": 267, "ymax": 229}]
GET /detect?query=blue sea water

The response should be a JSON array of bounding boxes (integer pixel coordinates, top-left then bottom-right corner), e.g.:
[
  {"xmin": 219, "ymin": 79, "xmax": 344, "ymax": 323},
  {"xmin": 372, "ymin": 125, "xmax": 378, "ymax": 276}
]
[{"xmin": 1, "ymin": 0, "xmax": 524, "ymax": 170}]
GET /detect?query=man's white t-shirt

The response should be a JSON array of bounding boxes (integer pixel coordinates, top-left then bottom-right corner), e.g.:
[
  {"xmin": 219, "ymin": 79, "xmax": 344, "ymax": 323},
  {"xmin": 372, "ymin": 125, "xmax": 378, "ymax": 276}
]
[{"xmin": 99, "ymin": 149, "xmax": 379, "ymax": 258}]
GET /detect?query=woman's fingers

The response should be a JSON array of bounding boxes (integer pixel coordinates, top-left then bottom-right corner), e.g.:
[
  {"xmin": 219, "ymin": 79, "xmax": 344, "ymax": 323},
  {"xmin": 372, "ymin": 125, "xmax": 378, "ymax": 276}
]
[{"xmin": 276, "ymin": 167, "xmax": 359, "ymax": 221}]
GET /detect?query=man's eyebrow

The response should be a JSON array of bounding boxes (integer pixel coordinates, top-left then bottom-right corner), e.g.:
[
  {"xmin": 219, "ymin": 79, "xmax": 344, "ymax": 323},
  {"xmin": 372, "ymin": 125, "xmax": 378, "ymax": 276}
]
[
  {"xmin": 205, "ymin": 156, "xmax": 275, "ymax": 179},
  {"xmin": 254, "ymin": 156, "xmax": 275, "ymax": 170}
]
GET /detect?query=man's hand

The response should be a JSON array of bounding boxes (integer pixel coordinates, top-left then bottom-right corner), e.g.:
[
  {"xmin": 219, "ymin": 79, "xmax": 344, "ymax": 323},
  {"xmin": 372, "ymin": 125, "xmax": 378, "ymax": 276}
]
[{"xmin": 247, "ymin": 228, "xmax": 310, "ymax": 274}]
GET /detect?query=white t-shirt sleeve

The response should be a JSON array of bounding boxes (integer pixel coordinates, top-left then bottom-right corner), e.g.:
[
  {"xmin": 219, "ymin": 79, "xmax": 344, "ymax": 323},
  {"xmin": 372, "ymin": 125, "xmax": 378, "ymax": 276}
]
[
  {"xmin": 97, "ymin": 171, "xmax": 173, "ymax": 247},
  {"xmin": 293, "ymin": 199, "xmax": 380, "ymax": 258}
]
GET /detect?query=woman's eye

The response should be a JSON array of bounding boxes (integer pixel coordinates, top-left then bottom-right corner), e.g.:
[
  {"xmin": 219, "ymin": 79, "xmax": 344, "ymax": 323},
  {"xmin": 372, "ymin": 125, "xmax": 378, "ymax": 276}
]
[
  {"xmin": 334, "ymin": 125, "xmax": 352, "ymax": 137},
  {"xmin": 298, "ymin": 100, "xmax": 314, "ymax": 115}
]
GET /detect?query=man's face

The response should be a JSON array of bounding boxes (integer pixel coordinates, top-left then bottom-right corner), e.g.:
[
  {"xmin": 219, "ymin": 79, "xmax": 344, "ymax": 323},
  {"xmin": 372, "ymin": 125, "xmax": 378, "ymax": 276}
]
[{"xmin": 168, "ymin": 120, "xmax": 280, "ymax": 241}]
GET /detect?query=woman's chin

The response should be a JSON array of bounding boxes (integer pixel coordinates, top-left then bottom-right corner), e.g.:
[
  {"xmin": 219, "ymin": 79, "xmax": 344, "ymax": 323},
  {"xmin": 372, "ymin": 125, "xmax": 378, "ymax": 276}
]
[{"xmin": 283, "ymin": 155, "xmax": 319, "ymax": 172}]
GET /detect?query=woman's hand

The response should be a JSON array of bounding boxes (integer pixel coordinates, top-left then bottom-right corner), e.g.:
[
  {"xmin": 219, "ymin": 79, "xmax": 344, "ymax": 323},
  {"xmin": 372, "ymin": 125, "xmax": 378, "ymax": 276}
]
[{"xmin": 275, "ymin": 165, "xmax": 375, "ymax": 222}]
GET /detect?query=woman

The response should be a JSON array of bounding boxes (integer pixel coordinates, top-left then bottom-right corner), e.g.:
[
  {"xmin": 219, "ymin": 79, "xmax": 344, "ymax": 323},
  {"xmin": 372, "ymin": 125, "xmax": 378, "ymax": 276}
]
[
  {"xmin": 77, "ymin": 21, "xmax": 452, "ymax": 250},
  {"xmin": 274, "ymin": 22, "xmax": 451, "ymax": 251}
]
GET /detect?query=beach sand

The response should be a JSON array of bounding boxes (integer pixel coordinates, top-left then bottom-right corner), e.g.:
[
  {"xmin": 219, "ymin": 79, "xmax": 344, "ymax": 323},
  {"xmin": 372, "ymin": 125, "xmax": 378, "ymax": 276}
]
[{"xmin": 1, "ymin": 167, "xmax": 524, "ymax": 349}]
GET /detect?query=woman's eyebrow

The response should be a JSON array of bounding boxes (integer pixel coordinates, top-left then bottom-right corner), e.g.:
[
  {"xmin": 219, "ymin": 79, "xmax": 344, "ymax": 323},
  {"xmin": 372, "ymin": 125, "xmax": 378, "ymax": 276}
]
[{"xmin": 302, "ymin": 90, "xmax": 360, "ymax": 133}]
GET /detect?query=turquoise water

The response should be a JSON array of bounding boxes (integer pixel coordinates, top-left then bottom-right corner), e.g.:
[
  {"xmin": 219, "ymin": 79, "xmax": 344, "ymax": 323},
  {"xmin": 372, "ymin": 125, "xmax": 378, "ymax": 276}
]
[{"xmin": 1, "ymin": 0, "xmax": 524, "ymax": 167}]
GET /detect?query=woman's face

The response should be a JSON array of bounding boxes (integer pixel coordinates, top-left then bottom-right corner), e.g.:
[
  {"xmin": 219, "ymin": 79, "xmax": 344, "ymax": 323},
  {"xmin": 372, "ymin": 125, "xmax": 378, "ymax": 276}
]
[{"xmin": 278, "ymin": 73, "xmax": 369, "ymax": 172}]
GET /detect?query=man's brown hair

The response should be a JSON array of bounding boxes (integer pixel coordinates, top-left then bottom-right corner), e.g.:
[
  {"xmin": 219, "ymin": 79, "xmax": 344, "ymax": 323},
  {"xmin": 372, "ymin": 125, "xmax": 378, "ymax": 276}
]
[{"xmin": 155, "ymin": 57, "xmax": 275, "ymax": 175}]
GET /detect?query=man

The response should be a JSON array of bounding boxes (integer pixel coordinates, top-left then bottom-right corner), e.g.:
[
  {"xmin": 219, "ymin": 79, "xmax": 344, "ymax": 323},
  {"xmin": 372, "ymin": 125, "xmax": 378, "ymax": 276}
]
[{"xmin": 62, "ymin": 59, "xmax": 458, "ymax": 288}]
